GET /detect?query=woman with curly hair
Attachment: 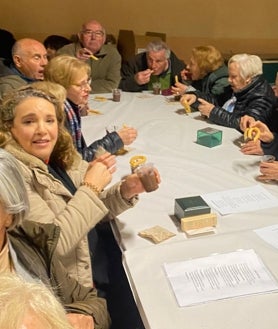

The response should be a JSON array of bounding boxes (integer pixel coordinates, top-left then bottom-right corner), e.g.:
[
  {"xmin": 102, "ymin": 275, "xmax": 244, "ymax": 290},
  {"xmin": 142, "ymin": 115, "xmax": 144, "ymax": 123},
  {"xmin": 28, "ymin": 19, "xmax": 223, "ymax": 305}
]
[{"xmin": 0, "ymin": 84, "xmax": 160, "ymax": 289}]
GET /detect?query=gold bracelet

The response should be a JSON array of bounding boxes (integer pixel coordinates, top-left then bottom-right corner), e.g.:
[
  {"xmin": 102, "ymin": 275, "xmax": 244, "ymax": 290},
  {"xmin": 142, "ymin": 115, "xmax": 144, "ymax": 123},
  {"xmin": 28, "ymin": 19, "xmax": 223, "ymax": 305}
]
[{"xmin": 81, "ymin": 181, "xmax": 101, "ymax": 196}]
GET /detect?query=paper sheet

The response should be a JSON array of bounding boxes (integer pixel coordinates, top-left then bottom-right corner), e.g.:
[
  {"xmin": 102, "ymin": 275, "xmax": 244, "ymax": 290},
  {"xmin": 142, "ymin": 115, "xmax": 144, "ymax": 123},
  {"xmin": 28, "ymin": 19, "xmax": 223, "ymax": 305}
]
[
  {"xmin": 164, "ymin": 249, "xmax": 278, "ymax": 307},
  {"xmin": 254, "ymin": 224, "xmax": 278, "ymax": 250},
  {"xmin": 201, "ymin": 185, "xmax": 278, "ymax": 215}
]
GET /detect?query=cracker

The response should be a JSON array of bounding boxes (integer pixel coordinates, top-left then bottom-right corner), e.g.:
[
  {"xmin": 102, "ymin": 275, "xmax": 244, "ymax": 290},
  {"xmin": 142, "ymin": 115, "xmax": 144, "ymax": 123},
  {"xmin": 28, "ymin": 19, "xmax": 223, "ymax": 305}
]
[{"xmin": 138, "ymin": 225, "xmax": 176, "ymax": 244}]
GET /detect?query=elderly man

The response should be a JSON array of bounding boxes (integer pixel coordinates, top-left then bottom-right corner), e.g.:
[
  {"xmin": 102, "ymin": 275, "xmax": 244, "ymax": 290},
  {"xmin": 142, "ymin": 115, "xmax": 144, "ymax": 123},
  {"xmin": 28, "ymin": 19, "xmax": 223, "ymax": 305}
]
[
  {"xmin": 57, "ymin": 19, "xmax": 121, "ymax": 94},
  {"xmin": 0, "ymin": 38, "xmax": 47, "ymax": 99},
  {"xmin": 119, "ymin": 40, "xmax": 185, "ymax": 93}
]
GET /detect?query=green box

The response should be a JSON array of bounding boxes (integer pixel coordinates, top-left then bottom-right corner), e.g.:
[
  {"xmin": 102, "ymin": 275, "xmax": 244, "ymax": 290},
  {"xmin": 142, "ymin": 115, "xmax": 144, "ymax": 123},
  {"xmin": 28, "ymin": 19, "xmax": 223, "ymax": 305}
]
[
  {"xmin": 174, "ymin": 196, "xmax": 211, "ymax": 220},
  {"xmin": 197, "ymin": 127, "xmax": 222, "ymax": 148}
]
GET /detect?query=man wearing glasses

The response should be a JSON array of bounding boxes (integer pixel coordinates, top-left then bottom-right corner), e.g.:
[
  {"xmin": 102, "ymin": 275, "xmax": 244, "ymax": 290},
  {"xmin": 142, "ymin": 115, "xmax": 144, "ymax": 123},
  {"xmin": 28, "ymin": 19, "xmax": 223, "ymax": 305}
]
[{"xmin": 57, "ymin": 20, "xmax": 121, "ymax": 94}]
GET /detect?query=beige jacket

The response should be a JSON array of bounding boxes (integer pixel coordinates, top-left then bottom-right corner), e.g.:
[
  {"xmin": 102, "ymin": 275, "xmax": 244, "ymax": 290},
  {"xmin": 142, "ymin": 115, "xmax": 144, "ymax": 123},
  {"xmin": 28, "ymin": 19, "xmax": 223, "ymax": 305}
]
[{"xmin": 5, "ymin": 141, "xmax": 136, "ymax": 286}]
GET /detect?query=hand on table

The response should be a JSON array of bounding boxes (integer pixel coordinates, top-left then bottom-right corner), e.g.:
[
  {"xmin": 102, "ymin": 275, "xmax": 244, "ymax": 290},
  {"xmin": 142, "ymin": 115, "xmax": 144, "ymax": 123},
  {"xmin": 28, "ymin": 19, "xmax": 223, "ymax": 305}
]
[
  {"xmin": 240, "ymin": 140, "xmax": 264, "ymax": 155},
  {"xmin": 258, "ymin": 161, "xmax": 278, "ymax": 181},
  {"xmin": 180, "ymin": 94, "xmax": 196, "ymax": 106},
  {"xmin": 197, "ymin": 98, "xmax": 214, "ymax": 117},
  {"xmin": 117, "ymin": 126, "xmax": 138, "ymax": 145}
]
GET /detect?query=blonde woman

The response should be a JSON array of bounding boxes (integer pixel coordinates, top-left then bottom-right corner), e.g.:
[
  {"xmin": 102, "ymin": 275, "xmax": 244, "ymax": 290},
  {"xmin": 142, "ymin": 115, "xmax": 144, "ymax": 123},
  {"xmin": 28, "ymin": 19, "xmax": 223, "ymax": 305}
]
[
  {"xmin": 173, "ymin": 45, "xmax": 232, "ymax": 106},
  {"xmin": 44, "ymin": 55, "xmax": 137, "ymax": 162}
]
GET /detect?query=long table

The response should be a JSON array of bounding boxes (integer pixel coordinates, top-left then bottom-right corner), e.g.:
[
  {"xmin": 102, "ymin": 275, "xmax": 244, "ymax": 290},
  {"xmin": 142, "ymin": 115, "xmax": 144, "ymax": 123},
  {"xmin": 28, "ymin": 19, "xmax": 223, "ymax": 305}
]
[{"xmin": 83, "ymin": 91, "xmax": 278, "ymax": 328}]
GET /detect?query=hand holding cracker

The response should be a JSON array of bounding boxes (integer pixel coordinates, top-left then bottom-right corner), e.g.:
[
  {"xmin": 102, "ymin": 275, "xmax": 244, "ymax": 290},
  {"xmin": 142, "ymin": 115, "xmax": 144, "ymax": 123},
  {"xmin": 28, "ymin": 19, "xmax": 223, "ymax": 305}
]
[
  {"xmin": 243, "ymin": 127, "xmax": 261, "ymax": 142},
  {"xmin": 181, "ymin": 98, "xmax": 191, "ymax": 113}
]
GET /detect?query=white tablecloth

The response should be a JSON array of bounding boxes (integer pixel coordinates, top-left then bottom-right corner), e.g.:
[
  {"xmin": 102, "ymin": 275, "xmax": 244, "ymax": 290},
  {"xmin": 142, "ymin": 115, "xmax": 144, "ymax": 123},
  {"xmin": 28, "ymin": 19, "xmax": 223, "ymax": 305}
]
[
  {"xmin": 83, "ymin": 92, "xmax": 278, "ymax": 250},
  {"xmin": 82, "ymin": 91, "xmax": 278, "ymax": 329},
  {"xmin": 123, "ymin": 231, "xmax": 278, "ymax": 329}
]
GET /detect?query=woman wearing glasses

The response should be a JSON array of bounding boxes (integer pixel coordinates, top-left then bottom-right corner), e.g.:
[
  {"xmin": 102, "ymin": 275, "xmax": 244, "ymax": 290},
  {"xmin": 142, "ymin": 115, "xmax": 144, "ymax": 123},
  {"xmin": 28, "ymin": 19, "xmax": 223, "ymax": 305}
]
[{"xmin": 44, "ymin": 54, "xmax": 137, "ymax": 162}]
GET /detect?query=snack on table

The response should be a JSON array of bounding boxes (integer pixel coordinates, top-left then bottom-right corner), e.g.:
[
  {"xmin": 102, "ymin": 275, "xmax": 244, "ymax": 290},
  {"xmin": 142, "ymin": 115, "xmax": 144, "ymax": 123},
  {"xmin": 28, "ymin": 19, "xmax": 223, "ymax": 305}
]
[
  {"xmin": 138, "ymin": 225, "xmax": 176, "ymax": 244},
  {"xmin": 181, "ymin": 98, "xmax": 191, "ymax": 113},
  {"xmin": 94, "ymin": 96, "xmax": 107, "ymax": 102},
  {"xmin": 88, "ymin": 109, "xmax": 102, "ymax": 115},
  {"xmin": 244, "ymin": 127, "xmax": 261, "ymax": 142}
]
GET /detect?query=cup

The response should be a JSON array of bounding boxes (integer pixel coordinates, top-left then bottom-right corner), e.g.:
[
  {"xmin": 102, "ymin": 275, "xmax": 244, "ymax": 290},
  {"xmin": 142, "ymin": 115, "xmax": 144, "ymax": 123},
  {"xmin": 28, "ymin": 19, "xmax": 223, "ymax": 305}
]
[
  {"xmin": 112, "ymin": 88, "xmax": 121, "ymax": 102},
  {"xmin": 152, "ymin": 82, "xmax": 161, "ymax": 95},
  {"xmin": 261, "ymin": 155, "xmax": 275, "ymax": 163},
  {"xmin": 135, "ymin": 163, "xmax": 158, "ymax": 192}
]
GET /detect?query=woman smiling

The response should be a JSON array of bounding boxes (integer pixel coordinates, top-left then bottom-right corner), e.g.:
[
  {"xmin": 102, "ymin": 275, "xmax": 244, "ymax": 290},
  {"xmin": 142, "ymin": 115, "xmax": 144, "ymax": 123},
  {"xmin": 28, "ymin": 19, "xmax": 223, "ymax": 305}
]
[{"xmin": 0, "ymin": 85, "xmax": 160, "ymax": 288}]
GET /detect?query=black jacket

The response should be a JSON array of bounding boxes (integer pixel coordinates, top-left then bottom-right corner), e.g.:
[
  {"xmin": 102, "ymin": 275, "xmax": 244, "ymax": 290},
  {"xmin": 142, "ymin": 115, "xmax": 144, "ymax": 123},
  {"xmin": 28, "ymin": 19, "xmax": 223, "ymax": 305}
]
[
  {"xmin": 261, "ymin": 131, "xmax": 278, "ymax": 158},
  {"xmin": 189, "ymin": 65, "xmax": 232, "ymax": 106},
  {"xmin": 204, "ymin": 75, "xmax": 277, "ymax": 131},
  {"xmin": 119, "ymin": 51, "xmax": 185, "ymax": 92},
  {"xmin": 82, "ymin": 132, "xmax": 123, "ymax": 162}
]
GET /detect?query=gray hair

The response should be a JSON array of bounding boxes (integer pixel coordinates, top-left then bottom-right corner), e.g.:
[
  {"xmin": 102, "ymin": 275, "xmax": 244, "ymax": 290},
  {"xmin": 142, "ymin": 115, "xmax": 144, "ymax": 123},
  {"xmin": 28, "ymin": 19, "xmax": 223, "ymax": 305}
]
[
  {"xmin": 0, "ymin": 149, "xmax": 29, "ymax": 228},
  {"xmin": 146, "ymin": 40, "xmax": 171, "ymax": 59},
  {"xmin": 228, "ymin": 53, "xmax": 263, "ymax": 80},
  {"xmin": 0, "ymin": 274, "xmax": 74, "ymax": 329}
]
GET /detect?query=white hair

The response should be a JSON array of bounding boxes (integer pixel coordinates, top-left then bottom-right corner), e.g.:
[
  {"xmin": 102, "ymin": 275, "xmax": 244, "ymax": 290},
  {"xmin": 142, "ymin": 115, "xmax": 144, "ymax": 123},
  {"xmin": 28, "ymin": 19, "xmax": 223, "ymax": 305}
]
[
  {"xmin": 146, "ymin": 40, "xmax": 171, "ymax": 59},
  {"xmin": 0, "ymin": 274, "xmax": 74, "ymax": 329},
  {"xmin": 228, "ymin": 53, "xmax": 263, "ymax": 80},
  {"xmin": 0, "ymin": 148, "xmax": 29, "ymax": 228}
]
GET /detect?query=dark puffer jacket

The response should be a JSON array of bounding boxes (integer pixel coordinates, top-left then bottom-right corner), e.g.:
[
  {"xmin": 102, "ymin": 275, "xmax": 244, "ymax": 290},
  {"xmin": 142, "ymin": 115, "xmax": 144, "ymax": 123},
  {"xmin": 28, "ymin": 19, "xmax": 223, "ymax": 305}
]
[
  {"xmin": 64, "ymin": 99, "xmax": 123, "ymax": 162},
  {"xmin": 205, "ymin": 75, "xmax": 277, "ymax": 131},
  {"xmin": 189, "ymin": 65, "xmax": 232, "ymax": 106},
  {"xmin": 261, "ymin": 131, "xmax": 278, "ymax": 158}
]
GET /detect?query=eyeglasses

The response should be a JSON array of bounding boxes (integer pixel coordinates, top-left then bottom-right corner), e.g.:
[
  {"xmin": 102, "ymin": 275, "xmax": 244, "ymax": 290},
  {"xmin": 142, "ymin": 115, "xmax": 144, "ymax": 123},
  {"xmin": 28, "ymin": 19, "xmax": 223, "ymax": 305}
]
[
  {"xmin": 81, "ymin": 30, "xmax": 104, "ymax": 38},
  {"xmin": 72, "ymin": 79, "xmax": 92, "ymax": 90}
]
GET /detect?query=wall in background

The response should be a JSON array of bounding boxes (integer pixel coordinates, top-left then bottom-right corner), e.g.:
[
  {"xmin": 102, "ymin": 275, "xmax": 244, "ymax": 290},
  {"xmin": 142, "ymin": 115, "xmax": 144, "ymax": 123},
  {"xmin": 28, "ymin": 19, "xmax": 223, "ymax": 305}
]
[{"xmin": 1, "ymin": 0, "xmax": 278, "ymax": 61}]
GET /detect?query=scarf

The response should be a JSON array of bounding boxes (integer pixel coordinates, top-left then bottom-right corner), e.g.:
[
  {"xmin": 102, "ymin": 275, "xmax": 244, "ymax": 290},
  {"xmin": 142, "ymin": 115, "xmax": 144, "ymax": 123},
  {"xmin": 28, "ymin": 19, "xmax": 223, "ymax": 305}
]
[{"xmin": 64, "ymin": 99, "xmax": 82, "ymax": 153}]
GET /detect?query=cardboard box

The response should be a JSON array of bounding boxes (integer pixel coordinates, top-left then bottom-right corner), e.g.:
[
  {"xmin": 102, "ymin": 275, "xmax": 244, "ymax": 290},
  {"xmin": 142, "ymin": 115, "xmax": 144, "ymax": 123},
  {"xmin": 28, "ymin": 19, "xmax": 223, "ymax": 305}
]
[
  {"xmin": 197, "ymin": 127, "xmax": 222, "ymax": 148},
  {"xmin": 174, "ymin": 196, "xmax": 210, "ymax": 220}
]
